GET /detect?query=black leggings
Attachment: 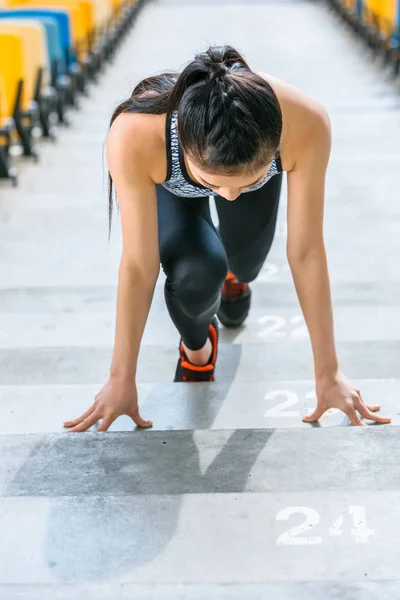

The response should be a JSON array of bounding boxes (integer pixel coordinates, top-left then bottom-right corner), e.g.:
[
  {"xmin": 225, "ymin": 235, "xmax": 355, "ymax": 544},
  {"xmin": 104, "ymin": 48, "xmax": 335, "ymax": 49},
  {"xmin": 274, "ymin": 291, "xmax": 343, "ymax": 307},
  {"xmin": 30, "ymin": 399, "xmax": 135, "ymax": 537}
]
[{"xmin": 156, "ymin": 172, "xmax": 283, "ymax": 350}]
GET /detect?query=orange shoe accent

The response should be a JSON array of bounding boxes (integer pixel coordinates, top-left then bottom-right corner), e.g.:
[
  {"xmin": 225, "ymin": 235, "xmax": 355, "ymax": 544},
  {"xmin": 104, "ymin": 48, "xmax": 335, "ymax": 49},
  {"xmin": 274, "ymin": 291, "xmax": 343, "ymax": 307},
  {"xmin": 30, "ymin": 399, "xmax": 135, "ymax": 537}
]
[
  {"xmin": 222, "ymin": 271, "xmax": 249, "ymax": 299},
  {"xmin": 175, "ymin": 319, "xmax": 218, "ymax": 382},
  {"xmin": 180, "ymin": 320, "xmax": 217, "ymax": 373}
]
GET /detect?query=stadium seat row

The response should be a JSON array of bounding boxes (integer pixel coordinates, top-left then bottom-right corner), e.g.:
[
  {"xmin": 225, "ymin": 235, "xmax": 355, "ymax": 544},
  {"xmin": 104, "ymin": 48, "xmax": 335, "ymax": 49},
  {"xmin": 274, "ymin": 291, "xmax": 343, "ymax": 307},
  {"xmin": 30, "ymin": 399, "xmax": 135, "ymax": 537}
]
[
  {"xmin": 0, "ymin": 0, "xmax": 142, "ymax": 185},
  {"xmin": 329, "ymin": 0, "xmax": 400, "ymax": 71},
  {"xmin": 341, "ymin": 0, "xmax": 399, "ymax": 33}
]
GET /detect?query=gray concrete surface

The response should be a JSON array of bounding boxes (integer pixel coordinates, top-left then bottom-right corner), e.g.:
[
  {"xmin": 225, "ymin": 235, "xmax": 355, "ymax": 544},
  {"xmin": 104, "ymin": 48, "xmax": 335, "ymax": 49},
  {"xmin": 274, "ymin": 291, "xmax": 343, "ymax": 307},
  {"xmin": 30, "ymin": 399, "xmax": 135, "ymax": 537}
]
[
  {"xmin": 2, "ymin": 582, "xmax": 400, "ymax": 600},
  {"xmin": 1, "ymin": 0, "xmax": 400, "ymax": 597}
]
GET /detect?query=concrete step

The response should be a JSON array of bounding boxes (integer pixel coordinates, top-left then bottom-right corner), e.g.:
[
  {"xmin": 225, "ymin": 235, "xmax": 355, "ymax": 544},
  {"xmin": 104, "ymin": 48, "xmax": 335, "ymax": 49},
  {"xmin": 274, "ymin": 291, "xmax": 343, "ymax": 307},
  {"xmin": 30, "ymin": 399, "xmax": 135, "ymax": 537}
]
[
  {"xmin": 2, "ymin": 305, "xmax": 400, "ymax": 347},
  {"xmin": 1, "ymin": 428, "xmax": 399, "ymax": 586},
  {"xmin": 1, "ymin": 340, "xmax": 400, "ymax": 385},
  {"xmin": 0, "ymin": 378, "xmax": 398, "ymax": 434},
  {"xmin": 2, "ymin": 582, "xmax": 400, "ymax": 600}
]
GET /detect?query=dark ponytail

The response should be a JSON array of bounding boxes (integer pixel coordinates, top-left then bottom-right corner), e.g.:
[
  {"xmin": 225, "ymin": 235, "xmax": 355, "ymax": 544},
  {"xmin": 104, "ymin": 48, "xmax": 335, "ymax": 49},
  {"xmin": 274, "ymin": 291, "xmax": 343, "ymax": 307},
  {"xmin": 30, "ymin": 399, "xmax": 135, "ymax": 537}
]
[{"xmin": 108, "ymin": 45, "xmax": 282, "ymax": 234}]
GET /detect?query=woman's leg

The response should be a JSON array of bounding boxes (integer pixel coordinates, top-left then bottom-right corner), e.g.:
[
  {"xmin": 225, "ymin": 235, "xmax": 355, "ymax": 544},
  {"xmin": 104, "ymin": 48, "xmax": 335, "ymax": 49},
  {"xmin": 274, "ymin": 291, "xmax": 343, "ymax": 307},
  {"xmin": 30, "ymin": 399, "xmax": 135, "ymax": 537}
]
[
  {"xmin": 214, "ymin": 172, "xmax": 283, "ymax": 282},
  {"xmin": 156, "ymin": 184, "xmax": 228, "ymax": 355}
]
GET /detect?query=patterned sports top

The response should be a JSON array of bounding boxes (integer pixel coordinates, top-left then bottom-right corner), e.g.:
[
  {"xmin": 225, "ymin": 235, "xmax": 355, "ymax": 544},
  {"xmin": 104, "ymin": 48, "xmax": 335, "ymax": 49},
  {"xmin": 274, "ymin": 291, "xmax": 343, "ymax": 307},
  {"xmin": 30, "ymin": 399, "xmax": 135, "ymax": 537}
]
[{"xmin": 161, "ymin": 111, "xmax": 282, "ymax": 198}]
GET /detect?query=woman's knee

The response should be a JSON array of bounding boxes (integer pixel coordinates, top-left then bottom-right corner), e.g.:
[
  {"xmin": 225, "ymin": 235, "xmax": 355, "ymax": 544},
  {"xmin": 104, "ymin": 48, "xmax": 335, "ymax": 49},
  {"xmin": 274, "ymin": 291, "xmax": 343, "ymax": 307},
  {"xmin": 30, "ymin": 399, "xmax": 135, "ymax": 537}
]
[{"xmin": 165, "ymin": 252, "xmax": 228, "ymax": 318}]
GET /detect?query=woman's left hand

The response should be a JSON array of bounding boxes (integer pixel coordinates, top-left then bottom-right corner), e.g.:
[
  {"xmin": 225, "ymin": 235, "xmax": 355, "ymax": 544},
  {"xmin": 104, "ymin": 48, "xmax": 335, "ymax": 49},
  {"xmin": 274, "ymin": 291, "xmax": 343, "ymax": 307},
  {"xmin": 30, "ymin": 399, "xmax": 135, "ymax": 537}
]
[{"xmin": 303, "ymin": 371, "xmax": 392, "ymax": 426}]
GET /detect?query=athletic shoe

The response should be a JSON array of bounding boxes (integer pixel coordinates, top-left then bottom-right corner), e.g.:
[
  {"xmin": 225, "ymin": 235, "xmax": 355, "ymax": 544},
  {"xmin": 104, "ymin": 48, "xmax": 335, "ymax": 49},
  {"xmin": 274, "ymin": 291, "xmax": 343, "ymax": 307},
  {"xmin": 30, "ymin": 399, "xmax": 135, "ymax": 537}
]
[
  {"xmin": 174, "ymin": 317, "xmax": 219, "ymax": 382},
  {"xmin": 217, "ymin": 270, "xmax": 251, "ymax": 327}
]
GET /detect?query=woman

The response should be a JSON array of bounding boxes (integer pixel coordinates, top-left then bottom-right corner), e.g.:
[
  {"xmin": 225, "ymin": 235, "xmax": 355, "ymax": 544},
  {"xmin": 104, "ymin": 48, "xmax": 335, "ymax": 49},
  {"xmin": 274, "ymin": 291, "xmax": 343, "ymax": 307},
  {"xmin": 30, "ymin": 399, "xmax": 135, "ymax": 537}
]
[{"xmin": 64, "ymin": 45, "xmax": 391, "ymax": 432}]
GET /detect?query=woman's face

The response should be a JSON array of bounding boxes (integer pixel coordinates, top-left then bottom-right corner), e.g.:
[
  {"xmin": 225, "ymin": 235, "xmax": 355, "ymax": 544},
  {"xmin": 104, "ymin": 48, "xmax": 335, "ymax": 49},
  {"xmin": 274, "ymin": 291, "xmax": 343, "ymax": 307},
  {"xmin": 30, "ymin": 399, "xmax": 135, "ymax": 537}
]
[{"xmin": 187, "ymin": 157, "xmax": 271, "ymax": 201}]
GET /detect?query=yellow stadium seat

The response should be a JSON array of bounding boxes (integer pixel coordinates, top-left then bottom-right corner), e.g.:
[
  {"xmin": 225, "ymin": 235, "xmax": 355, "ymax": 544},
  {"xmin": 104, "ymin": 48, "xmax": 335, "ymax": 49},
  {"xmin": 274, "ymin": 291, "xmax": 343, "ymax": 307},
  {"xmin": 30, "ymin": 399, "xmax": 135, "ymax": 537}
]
[
  {"xmin": 0, "ymin": 21, "xmax": 49, "ymax": 107},
  {"xmin": 3, "ymin": 0, "xmax": 92, "ymax": 56},
  {"xmin": 100, "ymin": 0, "xmax": 113, "ymax": 26},
  {"xmin": 0, "ymin": 21, "xmax": 57, "ymax": 146},
  {"xmin": 0, "ymin": 70, "xmax": 10, "ymax": 123},
  {"xmin": 0, "ymin": 20, "xmax": 50, "ymax": 83},
  {"xmin": 114, "ymin": 0, "xmax": 128, "ymax": 19},
  {"xmin": 0, "ymin": 32, "xmax": 39, "ymax": 157},
  {"xmin": 9, "ymin": 0, "xmax": 116, "ymax": 82},
  {"xmin": 80, "ymin": 0, "xmax": 109, "ymax": 48},
  {"xmin": 90, "ymin": 0, "xmax": 111, "ymax": 31},
  {"xmin": 0, "ymin": 70, "xmax": 17, "ymax": 184},
  {"xmin": 110, "ymin": 0, "xmax": 119, "ymax": 19},
  {"xmin": 363, "ymin": 0, "xmax": 397, "ymax": 38},
  {"xmin": 0, "ymin": 34, "xmax": 24, "ymax": 115}
]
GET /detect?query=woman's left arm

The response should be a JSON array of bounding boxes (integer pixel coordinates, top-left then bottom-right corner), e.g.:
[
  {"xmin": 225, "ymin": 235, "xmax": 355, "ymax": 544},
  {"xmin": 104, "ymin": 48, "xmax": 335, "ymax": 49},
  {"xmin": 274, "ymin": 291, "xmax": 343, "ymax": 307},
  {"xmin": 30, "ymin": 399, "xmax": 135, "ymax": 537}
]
[{"xmin": 286, "ymin": 105, "xmax": 391, "ymax": 426}]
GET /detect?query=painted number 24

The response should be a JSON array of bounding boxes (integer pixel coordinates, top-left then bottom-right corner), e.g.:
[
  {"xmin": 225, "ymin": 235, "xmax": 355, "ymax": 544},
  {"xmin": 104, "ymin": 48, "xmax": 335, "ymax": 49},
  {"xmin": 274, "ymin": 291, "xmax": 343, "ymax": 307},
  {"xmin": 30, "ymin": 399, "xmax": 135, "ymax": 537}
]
[{"xmin": 276, "ymin": 506, "xmax": 375, "ymax": 545}]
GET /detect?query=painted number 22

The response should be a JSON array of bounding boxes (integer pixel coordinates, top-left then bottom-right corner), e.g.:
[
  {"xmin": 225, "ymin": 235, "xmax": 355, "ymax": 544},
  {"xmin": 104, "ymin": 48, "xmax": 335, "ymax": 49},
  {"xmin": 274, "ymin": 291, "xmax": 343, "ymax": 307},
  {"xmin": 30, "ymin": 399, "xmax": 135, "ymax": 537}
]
[
  {"xmin": 257, "ymin": 315, "xmax": 308, "ymax": 339},
  {"xmin": 276, "ymin": 506, "xmax": 375, "ymax": 545}
]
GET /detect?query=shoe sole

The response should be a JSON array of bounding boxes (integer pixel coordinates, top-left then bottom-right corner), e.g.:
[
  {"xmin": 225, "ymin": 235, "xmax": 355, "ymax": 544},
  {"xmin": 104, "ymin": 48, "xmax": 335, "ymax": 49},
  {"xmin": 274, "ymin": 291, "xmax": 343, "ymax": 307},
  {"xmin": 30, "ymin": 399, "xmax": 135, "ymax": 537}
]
[{"xmin": 217, "ymin": 312, "xmax": 249, "ymax": 327}]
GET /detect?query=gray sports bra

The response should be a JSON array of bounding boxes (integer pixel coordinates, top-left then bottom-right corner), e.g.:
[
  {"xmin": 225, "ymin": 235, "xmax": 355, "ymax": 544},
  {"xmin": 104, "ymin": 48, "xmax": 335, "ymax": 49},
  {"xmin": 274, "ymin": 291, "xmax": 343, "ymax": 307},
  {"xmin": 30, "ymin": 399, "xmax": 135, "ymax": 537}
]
[{"xmin": 161, "ymin": 111, "xmax": 282, "ymax": 198}]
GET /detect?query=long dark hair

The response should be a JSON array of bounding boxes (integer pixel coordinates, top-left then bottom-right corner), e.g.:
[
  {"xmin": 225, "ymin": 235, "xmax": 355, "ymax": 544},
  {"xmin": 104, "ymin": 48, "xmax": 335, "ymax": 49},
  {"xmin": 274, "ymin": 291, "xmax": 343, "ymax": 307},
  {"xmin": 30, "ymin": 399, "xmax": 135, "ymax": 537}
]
[{"xmin": 108, "ymin": 45, "xmax": 282, "ymax": 234}]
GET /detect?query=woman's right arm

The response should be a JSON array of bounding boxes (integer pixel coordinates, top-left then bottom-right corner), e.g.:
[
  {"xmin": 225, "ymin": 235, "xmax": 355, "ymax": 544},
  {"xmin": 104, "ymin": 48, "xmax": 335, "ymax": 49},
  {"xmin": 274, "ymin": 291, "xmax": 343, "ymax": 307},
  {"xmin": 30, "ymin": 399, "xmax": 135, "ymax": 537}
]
[{"xmin": 64, "ymin": 114, "xmax": 160, "ymax": 432}]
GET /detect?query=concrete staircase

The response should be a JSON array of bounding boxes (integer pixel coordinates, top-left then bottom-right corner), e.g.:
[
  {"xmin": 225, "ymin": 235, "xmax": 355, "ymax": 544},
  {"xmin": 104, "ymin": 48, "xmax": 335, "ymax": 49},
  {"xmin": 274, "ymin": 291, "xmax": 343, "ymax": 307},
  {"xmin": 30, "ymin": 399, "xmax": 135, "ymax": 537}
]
[{"xmin": 1, "ymin": 0, "xmax": 399, "ymax": 597}]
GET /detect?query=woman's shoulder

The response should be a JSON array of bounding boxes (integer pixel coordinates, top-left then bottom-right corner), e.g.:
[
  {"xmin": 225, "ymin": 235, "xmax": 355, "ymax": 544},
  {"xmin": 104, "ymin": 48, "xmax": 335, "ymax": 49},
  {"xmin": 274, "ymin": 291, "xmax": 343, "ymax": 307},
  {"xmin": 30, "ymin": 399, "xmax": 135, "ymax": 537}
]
[
  {"xmin": 257, "ymin": 72, "xmax": 331, "ymax": 171},
  {"xmin": 107, "ymin": 112, "xmax": 168, "ymax": 183},
  {"xmin": 259, "ymin": 71, "xmax": 329, "ymax": 119}
]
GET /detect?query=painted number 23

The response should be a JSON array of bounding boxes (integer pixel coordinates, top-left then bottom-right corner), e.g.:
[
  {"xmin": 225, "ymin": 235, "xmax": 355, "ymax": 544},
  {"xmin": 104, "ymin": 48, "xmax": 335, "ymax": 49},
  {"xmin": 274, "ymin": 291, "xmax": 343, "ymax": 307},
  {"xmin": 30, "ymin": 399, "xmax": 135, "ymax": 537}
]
[{"xmin": 264, "ymin": 390, "xmax": 340, "ymax": 419}]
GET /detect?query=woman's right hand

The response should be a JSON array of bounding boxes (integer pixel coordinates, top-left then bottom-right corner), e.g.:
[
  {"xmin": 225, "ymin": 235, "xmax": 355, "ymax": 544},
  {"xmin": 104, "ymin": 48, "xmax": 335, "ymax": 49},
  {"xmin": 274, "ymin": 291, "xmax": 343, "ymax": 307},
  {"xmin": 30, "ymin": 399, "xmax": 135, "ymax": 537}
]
[{"xmin": 63, "ymin": 378, "xmax": 153, "ymax": 432}]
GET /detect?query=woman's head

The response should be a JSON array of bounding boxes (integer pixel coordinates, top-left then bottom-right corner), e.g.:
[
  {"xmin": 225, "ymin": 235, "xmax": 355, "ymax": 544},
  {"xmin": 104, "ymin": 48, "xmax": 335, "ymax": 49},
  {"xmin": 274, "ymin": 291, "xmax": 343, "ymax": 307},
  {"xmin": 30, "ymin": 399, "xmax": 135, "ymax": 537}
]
[
  {"xmin": 186, "ymin": 159, "xmax": 272, "ymax": 202},
  {"xmin": 168, "ymin": 45, "xmax": 282, "ymax": 177},
  {"xmin": 108, "ymin": 45, "xmax": 282, "ymax": 230}
]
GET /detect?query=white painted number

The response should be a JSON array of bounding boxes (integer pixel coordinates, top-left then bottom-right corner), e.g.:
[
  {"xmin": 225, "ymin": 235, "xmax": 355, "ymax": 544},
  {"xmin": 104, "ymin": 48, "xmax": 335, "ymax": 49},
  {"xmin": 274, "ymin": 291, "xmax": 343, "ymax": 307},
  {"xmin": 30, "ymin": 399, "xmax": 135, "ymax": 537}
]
[
  {"xmin": 290, "ymin": 315, "xmax": 308, "ymax": 338},
  {"xmin": 264, "ymin": 390, "xmax": 341, "ymax": 420},
  {"xmin": 277, "ymin": 506, "xmax": 374, "ymax": 545},
  {"xmin": 349, "ymin": 506, "xmax": 375, "ymax": 544},
  {"xmin": 264, "ymin": 391, "xmax": 300, "ymax": 417},
  {"xmin": 328, "ymin": 515, "xmax": 345, "ymax": 537},
  {"xmin": 276, "ymin": 507, "xmax": 322, "ymax": 545},
  {"xmin": 256, "ymin": 315, "xmax": 308, "ymax": 339},
  {"xmin": 257, "ymin": 316, "xmax": 286, "ymax": 339}
]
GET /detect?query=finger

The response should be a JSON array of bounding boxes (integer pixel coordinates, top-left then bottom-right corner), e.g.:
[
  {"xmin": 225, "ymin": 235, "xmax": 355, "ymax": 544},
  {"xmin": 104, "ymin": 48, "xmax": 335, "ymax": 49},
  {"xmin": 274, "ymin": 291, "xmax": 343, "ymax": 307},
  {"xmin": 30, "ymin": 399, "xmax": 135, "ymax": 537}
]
[
  {"xmin": 128, "ymin": 407, "xmax": 153, "ymax": 428},
  {"xmin": 64, "ymin": 404, "xmax": 96, "ymax": 428},
  {"xmin": 341, "ymin": 401, "xmax": 367, "ymax": 426},
  {"xmin": 354, "ymin": 396, "xmax": 392, "ymax": 424},
  {"xmin": 357, "ymin": 391, "xmax": 384, "ymax": 414},
  {"xmin": 302, "ymin": 404, "xmax": 327, "ymax": 422},
  {"xmin": 66, "ymin": 410, "xmax": 100, "ymax": 433},
  {"xmin": 358, "ymin": 394, "xmax": 386, "ymax": 416},
  {"xmin": 96, "ymin": 414, "xmax": 116, "ymax": 432}
]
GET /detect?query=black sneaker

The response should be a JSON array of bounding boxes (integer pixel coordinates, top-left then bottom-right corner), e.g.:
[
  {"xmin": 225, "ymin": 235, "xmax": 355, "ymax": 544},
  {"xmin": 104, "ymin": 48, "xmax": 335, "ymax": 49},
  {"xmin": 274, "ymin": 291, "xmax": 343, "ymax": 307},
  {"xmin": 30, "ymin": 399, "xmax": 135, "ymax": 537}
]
[
  {"xmin": 174, "ymin": 317, "xmax": 219, "ymax": 382},
  {"xmin": 217, "ymin": 271, "xmax": 251, "ymax": 327}
]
